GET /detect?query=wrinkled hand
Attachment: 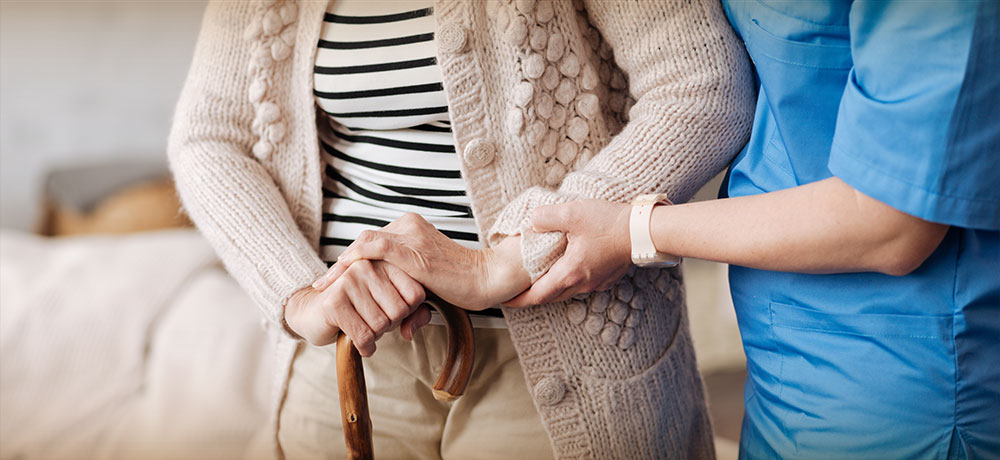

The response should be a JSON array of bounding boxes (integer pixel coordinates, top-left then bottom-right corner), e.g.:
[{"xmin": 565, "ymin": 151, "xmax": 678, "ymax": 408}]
[
  {"xmin": 504, "ymin": 199, "xmax": 633, "ymax": 307},
  {"xmin": 284, "ymin": 259, "xmax": 430, "ymax": 356},
  {"xmin": 312, "ymin": 213, "xmax": 527, "ymax": 310}
]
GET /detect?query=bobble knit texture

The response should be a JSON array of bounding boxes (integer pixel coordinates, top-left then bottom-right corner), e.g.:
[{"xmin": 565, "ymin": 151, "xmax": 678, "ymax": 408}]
[{"xmin": 167, "ymin": 1, "xmax": 754, "ymax": 459}]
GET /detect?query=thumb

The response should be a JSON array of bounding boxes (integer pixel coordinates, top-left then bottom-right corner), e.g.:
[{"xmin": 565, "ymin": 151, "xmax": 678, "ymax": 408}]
[{"xmin": 531, "ymin": 203, "xmax": 572, "ymax": 234}]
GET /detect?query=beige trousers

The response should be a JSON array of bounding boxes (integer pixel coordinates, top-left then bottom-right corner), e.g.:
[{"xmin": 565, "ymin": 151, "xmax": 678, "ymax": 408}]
[{"xmin": 277, "ymin": 325, "xmax": 554, "ymax": 460}]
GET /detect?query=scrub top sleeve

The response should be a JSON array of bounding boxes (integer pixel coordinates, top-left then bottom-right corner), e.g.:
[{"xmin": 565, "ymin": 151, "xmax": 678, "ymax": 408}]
[{"xmin": 827, "ymin": 1, "xmax": 1000, "ymax": 230}]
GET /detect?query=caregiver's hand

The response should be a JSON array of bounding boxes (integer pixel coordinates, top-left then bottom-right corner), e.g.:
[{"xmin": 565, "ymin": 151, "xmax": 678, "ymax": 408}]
[
  {"xmin": 312, "ymin": 213, "xmax": 531, "ymax": 310},
  {"xmin": 284, "ymin": 260, "xmax": 430, "ymax": 357},
  {"xmin": 504, "ymin": 199, "xmax": 633, "ymax": 307}
]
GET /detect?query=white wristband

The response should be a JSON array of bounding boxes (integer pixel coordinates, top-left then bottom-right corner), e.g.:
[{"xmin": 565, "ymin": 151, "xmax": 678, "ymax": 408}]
[{"xmin": 629, "ymin": 194, "xmax": 681, "ymax": 268}]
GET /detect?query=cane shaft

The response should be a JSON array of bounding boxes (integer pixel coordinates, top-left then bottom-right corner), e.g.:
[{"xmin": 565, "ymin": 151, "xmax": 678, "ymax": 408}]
[{"xmin": 336, "ymin": 333, "xmax": 374, "ymax": 460}]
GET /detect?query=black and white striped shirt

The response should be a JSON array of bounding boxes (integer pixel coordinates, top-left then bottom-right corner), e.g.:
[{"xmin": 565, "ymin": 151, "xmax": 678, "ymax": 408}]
[{"xmin": 314, "ymin": 1, "xmax": 503, "ymax": 326}]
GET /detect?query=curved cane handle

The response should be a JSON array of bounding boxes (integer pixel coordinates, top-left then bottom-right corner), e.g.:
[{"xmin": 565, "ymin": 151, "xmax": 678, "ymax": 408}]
[
  {"xmin": 336, "ymin": 333, "xmax": 374, "ymax": 460},
  {"xmin": 424, "ymin": 293, "xmax": 476, "ymax": 402}
]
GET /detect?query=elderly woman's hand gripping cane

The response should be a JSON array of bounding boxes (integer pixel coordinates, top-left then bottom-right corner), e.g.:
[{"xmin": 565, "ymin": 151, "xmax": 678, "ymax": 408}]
[{"xmin": 313, "ymin": 212, "xmax": 532, "ymax": 314}]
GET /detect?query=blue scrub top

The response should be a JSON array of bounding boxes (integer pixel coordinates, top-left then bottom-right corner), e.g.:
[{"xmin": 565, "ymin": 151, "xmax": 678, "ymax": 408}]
[{"xmin": 719, "ymin": 1, "xmax": 1000, "ymax": 458}]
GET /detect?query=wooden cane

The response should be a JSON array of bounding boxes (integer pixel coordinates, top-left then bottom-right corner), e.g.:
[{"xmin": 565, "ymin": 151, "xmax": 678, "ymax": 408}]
[
  {"xmin": 336, "ymin": 333, "xmax": 374, "ymax": 460},
  {"xmin": 336, "ymin": 294, "xmax": 475, "ymax": 460}
]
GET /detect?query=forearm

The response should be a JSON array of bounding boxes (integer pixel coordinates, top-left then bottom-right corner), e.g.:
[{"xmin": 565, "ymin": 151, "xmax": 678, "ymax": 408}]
[
  {"xmin": 167, "ymin": 1, "xmax": 328, "ymax": 327},
  {"xmin": 651, "ymin": 177, "xmax": 948, "ymax": 275},
  {"xmin": 170, "ymin": 137, "xmax": 328, "ymax": 327}
]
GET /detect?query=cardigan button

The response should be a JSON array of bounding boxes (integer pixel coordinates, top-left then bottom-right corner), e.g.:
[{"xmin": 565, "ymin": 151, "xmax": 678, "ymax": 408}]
[
  {"xmin": 438, "ymin": 23, "xmax": 468, "ymax": 53},
  {"xmin": 463, "ymin": 139, "xmax": 496, "ymax": 168},
  {"xmin": 533, "ymin": 377, "xmax": 566, "ymax": 406}
]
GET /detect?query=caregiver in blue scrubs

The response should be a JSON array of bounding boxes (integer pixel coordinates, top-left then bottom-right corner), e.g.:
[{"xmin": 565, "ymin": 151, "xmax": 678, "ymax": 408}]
[{"xmin": 508, "ymin": 1, "xmax": 1000, "ymax": 458}]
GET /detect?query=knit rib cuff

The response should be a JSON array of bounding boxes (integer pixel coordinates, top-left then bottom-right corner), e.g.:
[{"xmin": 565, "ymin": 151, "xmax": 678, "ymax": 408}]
[
  {"xmin": 487, "ymin": 186, "xmax": 574, "ymax": 282},
  {"xmin": 258, "ymin": 250, "xmax": 328, "ymax": 342}
]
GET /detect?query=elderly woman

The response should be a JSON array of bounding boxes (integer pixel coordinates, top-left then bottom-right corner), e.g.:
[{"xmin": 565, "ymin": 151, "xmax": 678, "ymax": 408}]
[{"xmin": 168, "ymin": 0, "xmax": 753, "ymax": 458}]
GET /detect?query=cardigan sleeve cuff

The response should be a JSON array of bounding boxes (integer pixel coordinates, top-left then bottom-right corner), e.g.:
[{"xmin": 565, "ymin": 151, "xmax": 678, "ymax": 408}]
[
  {"xmin": 248, "ymin": 246, "xmax": 329, "ymax": 342},
  {"xmin": 486, "ymin": 186, "xmax": 575, "ymax": 282}
]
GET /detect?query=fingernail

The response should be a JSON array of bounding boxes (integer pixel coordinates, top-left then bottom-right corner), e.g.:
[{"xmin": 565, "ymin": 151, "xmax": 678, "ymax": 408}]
[{"xmin": 311, "ymin": 273, "xmax": 330, "ymax": 289}]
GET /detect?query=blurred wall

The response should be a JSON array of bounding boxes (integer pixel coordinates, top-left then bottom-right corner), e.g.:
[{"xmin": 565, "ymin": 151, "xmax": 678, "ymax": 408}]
[
  {"xmin": 684, "ymin": 173, "xmax": 744, "ymax": 373},
  {"xmin": 0, "ymin": 1, "xmax": 207, "ymax": 230}
]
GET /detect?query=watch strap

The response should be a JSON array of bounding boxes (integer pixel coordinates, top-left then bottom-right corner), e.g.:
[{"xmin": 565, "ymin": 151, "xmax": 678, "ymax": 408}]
[{"xmin": 629, "ymin": 194, "xmax": 680, "ymax": 267}]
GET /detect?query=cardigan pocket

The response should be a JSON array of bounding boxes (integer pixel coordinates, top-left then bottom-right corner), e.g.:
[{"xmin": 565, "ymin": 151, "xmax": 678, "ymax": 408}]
[
  {"xmin": 568, "ymin": 268, "xmax": 688, "ymax": 381},
  {"xmin": 570, "ymin": 304, "xmax": 713, "ymax": 458}
]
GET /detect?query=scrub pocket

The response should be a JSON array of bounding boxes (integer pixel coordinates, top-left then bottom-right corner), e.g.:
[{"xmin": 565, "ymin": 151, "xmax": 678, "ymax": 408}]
[
  {"xmin": 740, "ymin": 4, "xmax": 852, "ymax": 185},
  {"xmin": 745, "ymin": 19, "xmax": 850, "ymax": 70},
  {"xmin": 761, "ymin": 300, "xmax": 957, "ymax": 459}
]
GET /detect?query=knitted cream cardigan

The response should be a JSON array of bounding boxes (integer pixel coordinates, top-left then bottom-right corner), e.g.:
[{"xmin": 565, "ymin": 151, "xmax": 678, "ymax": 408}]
[{"xmin": 168, "ymin": 1, "xmax": 753, "ymax": 458}]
